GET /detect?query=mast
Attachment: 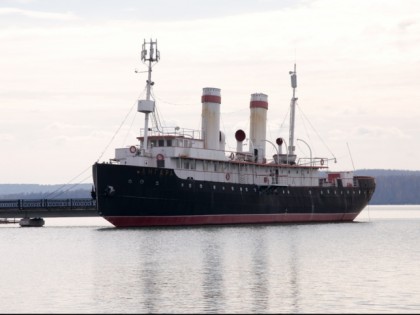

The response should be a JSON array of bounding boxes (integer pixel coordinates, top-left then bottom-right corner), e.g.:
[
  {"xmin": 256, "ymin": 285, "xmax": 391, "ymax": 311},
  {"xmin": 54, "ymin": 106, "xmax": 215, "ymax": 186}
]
[
  {"xmin": 138, "ymin": 39, "xmax": 160, "ymax": 155},
  {"xmin": 288, "ymin": 64, "xmax": 298, "ymax": 161}
]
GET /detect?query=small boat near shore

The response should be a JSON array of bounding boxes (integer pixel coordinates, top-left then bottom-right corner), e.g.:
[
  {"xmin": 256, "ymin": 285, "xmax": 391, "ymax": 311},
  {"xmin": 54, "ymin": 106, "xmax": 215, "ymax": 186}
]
[{"xmin": 19, "ymin": 217, "xmax": 45, "ymax": 227}]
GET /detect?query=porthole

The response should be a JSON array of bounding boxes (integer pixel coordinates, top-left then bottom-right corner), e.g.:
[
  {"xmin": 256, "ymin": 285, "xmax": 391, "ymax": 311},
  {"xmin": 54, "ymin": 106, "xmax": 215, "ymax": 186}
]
[
  {"xmin": 139, "ymin": 179, "xmax": 144, "ymax": 184},
  {"xmin": 156, "ymin": 181, "xmax": 159, "ymax": 186},
  {"xmin": 128, "ymin": 179, "xmax": 133, "ymax": 184}
]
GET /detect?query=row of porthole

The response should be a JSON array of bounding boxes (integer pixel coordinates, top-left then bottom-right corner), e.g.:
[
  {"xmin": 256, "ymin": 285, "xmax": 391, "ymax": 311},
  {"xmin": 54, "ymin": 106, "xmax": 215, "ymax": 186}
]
[
  {"xmin": 319, "ymin": 190, "xmax": 362, "ymax": 195},
  {"xmin": 130, "ymin": 179, "xmax": 363, "ymax": 195}
]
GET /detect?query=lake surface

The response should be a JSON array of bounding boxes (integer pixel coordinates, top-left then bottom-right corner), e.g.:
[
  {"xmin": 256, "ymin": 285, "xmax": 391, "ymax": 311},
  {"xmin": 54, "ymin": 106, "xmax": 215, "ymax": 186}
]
[{"xmin": 1, "ymin": 205, "xmax": 419, "ymax": 314}]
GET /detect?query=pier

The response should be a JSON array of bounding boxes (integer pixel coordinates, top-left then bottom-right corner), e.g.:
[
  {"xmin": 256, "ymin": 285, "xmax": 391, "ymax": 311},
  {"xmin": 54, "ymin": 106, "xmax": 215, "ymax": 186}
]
[{"xmin": 0, "ymin": 198, "xmax": 98, "ymax": 218}]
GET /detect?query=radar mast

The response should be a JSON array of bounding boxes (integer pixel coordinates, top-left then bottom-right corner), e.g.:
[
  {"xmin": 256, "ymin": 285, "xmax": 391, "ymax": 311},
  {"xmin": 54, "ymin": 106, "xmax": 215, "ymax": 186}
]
[
  {"xmin": 137, "ymin": 39, "xmax": 160, "ymax": 154},
  {"xmin": 288, "ymin": 64, "xmax": 298, "ymax": 164}
]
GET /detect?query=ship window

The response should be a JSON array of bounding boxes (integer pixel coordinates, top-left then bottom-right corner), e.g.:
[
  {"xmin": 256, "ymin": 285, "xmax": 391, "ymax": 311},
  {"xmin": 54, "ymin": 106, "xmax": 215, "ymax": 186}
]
[
  {"xmin": 158, "ymin": 140, "xmax": 164, "ymax": 147},
  {"xmin": 155, "ymin": 181, "xmax": 159, "ymax": 186},
  {"xmin": 190, "ymin": 160, "xmax": 196, "ymax": 170},
  {"xmin": 203, "ymin": 161, "xmax": 208, "ymax": 171},
  {"xmin": 222, "ymin": 186, "xmax": 225, "ymax": 190},
  {"xmin": 213, "ymin": 185, "xmax": 216, "ymax": 190},
  {"xmin": 167, "ymin": 139, "xmax": 172, "ymax": 147},
  {"xmin": 150, "ymin": 140, "xmax": 156, "ymax": 148},
  {"xmin": 231, "ymin": 187, "xmax": 234, "ymax": 191},
  {"xmin": 188, "ymin": 183, "xmax": 192, "ymax": 188},
  {"xmin": 139, "ymin": 179, "xmax": 144, "ymax": 184},
  {"xmin": 184, "ymin": 160, "xmax": 190, "ymax": 169},
  {"xmin": 309, "ymin": 190, "xmax": 312, "ymax": 194},
  {"xmin": 128, "ymin": 179, "xmax": 132, "ymax": 184}
]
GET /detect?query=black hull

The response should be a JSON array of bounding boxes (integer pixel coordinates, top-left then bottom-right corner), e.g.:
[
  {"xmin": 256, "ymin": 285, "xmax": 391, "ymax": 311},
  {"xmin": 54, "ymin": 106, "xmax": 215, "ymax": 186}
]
[{"xmin": 92, "ymin": 163, "xmax": 376, "ymax": 228}]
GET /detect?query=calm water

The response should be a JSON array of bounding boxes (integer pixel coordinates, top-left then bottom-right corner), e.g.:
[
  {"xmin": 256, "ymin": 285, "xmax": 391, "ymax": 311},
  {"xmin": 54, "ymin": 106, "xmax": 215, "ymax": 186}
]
[{"xmin": 1, "ymin": 205, "xmax": 419, "ymax": 314}]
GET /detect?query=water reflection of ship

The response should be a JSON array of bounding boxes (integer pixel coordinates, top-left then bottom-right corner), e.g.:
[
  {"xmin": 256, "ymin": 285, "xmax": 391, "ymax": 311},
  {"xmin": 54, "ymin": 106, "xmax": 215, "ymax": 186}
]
[
  {"xmin": 288, "ymin": 226, "xmax": 300, "ymax": 313},
  {"xmin": 95, "ymin": 227, "xmax": 304, "ymax": 312},
  {"xmin": 199, "ymin": 227, "xmax": 301, "ymax": 313},
  {"xmin": 202, "ymin": 232, "xmax": 225, "ymax": 313}
]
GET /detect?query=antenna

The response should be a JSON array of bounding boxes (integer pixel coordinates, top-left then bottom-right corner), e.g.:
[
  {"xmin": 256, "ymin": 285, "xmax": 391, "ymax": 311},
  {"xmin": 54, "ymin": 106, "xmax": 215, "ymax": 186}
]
[
  {"xmin": 137, "ymin": 39, "xmax": 160, "ymax": 154},
  {"xmin": 288, "ymin": 64, "xmax": 298, "ymax": 160},
  {"xmin": 141, "ymin": 39, "xmax": 160, "ymax": 101}
]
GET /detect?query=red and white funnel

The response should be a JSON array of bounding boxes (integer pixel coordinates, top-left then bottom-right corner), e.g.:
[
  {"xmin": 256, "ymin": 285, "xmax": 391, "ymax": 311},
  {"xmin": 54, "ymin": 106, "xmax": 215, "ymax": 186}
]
[
  {"xmin": 249, "ymin": 93, "xmax": 268, "ymax": 163},
  {"xmin": 201, "ymin": 87, "xmax": 221, "ymax": 150}
]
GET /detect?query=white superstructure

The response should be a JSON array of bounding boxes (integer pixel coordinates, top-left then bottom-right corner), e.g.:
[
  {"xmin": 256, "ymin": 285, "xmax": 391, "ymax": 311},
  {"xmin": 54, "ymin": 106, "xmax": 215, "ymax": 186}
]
[{"xmin": 109, "ymin": 39, "xmax": 353, "ymax": 189}]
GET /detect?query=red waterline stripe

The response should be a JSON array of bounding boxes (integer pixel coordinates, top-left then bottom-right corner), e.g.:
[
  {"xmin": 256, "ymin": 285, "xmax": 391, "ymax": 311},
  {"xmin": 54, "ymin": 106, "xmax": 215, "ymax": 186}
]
[{"xmin": 104, "ymin": 213, "xmax": 360, "ymax": 228}]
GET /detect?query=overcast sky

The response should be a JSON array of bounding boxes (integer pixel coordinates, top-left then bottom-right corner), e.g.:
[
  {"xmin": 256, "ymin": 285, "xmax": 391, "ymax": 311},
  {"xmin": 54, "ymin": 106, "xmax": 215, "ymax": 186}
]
[{"xmin": 1, "ymin": 0, "xmax": 419, "ymax": 184}]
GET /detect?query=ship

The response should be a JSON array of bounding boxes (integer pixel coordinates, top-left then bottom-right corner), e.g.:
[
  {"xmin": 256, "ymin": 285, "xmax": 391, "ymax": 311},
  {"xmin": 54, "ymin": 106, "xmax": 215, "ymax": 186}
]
[{"xmin": 92, "ymin": 39, "xmax": 376, "ymax": 228}]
